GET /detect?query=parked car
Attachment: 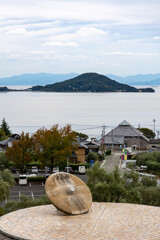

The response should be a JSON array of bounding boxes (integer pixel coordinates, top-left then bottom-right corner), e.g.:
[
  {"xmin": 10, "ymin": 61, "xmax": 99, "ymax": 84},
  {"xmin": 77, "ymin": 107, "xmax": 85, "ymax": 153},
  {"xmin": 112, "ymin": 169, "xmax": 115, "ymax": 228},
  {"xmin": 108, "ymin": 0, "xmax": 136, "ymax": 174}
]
[
  {"xmin": 45, "ymin": 166, "xmax": 51, "ymax": 173},
  {"xmin": 19, "ymin": 175, "xmax": 28, "ymax": 186},
  {"xmin": 64, "ymin": 167, "xmax": 73, "ymax": 173},
  {"xmin": 53, "ymin": 166, "xmax": 59, "ymax": 173},
  {"xmin": 31, "ymin": 166, "xmax": 38, "ymax": 174},
  {"xmin": 27, "ymin": 174, "xmax": 37, "ymax": 177},
  {"xmin": 45, "ymin": 173, "xmax": 50, "ymax": 181},
  {"xmin": 10, "ymin": 167, "xmax": 17, "ymax": 173},
  {"xmin": 78, "ymin": 166, "xmax": 86, "ymax": 174}
]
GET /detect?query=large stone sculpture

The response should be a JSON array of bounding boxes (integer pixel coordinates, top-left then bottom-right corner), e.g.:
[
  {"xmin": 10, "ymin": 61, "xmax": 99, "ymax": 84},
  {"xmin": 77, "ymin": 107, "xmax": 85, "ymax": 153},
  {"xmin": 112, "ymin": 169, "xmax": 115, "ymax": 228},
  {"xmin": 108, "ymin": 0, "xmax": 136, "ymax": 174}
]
[{"xmin": 45, "ymin": 172, "xmax": 92, "ymax": 215}]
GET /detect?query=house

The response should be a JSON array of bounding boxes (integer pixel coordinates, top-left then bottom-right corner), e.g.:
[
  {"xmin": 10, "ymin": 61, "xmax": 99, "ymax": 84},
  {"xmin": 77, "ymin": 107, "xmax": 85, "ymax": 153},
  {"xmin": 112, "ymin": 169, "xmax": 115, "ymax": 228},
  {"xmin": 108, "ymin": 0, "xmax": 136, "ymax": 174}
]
[
  {"xmin": 0, "ymin": 134, "xmax": 21, "ymax": 151},
  {"xmin": 69, "ymin": 138, "xmax": 100, "ymax": 163},
  {"xmin": 149, "ymin": 139, "xmax": 160, "ymax": 151},
  {"xmin": 69, "ymin": 138, "xmax": 87, "ymax": 163},
  {"xmin": 99, "ymin": 120, "xmax": 149, "ymax": 150},
  {"xmin": 80, "ymin": 140, "xmax": 100, "ymax": 154}
]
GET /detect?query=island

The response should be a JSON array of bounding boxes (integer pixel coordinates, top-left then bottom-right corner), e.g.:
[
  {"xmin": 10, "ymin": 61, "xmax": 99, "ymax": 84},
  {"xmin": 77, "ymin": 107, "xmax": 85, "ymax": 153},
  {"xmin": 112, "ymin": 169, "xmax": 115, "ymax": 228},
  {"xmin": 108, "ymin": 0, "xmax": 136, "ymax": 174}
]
[
  {"xmin": 30, "ymin": 73, "xmax": 155, "ymax": 92},
  {"xmin": 0, "ymin": 73, "xmax": 155, "ymax": 93}
]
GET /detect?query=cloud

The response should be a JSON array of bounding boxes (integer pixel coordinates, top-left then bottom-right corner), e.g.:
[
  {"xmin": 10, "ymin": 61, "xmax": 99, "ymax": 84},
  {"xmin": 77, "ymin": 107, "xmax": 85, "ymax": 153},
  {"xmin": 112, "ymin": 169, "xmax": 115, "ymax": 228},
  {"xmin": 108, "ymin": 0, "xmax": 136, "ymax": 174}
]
[
  {"xmin": 29, "ymin": 50, "xmax": 45, "ymax": 54},
  {"xmin": 5, "ymin": 27, "xmax": 28, "ymax": 35},
  {"xmin": 42, "ymin": 41, "xmax": 78, "ymax": 47},
  {"xmin": 0, "ymin": 0, "xmax": 159, "ymax": 77},
  {"xmin": 113, "ymin": 32, "xmax": 120, "ymax": 36},
  {"xmin": 0, "ymin": 49, "xmax": 10, "ymax": 53},
  {"xmin": 0, "ymin": 1, "xmax": 159, "ymax": 25},
  {"xmin": 104, "ymin": 52, "xmax": 159, "ymax": 56},
  {"xmin": 76, "ymin": 27, "xmax": 106, "ymax": 36},
  {"xmin": 153, "ymin": 36, "xmax": 160, "ymax": 40}
]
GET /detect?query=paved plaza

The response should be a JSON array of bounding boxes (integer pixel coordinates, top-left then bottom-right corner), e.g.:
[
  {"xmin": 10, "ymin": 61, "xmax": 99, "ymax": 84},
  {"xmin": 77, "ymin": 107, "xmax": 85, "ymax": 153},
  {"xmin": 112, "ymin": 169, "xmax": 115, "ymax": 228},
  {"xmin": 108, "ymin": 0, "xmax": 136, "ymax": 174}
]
[{"xmin": 0, "ymin": 203, "xmax": 160, "ymax": 240}]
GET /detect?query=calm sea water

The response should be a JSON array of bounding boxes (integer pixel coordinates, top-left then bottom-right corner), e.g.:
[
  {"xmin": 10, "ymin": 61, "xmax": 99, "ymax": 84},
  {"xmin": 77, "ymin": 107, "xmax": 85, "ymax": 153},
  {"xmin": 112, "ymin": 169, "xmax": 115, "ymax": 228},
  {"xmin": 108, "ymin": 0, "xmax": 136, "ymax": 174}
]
[{"xmin": 0, "ymin": 86, "xmax": 159, "ymax": 138}]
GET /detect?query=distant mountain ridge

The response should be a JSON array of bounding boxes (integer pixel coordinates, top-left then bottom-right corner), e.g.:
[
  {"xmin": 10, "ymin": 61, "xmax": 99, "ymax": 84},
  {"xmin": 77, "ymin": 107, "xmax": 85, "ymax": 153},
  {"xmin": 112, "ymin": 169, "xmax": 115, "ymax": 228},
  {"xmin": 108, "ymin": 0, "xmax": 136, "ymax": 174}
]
[
  {"xmin": 0, "ymin": 72, "xmax": 160, "ymax": 86},
  {"xmin": 0, "ymin": 73, "xmax": 78, "ymax": 85},
  {"xmin": 130, "ymin": 78, "xmax": 160, "ymax": 86},
  {"xmin": 30, "ymin": 73, "xmax": 154, "ymax": 93},
  {"xmin": 107, "ymin": 73, "xmax": 160, "ymax": 85}
]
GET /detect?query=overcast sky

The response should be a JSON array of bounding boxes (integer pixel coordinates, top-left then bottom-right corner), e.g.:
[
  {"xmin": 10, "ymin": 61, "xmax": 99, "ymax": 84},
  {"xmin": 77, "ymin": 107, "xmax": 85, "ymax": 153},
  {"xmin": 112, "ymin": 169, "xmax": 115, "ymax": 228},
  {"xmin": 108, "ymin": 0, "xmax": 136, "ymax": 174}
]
[{"xmin": 0, "ymin": 0, "xmax": 159, "ymax": 77}]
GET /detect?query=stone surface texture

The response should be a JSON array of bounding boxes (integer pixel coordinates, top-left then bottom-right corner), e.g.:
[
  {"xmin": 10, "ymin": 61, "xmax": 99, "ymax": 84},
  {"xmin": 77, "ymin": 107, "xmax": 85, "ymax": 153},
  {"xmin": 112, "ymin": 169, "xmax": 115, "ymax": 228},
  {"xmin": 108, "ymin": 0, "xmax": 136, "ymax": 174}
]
[
  {"xmin": 0, "ymin": 203, "xmax": 160, "ymax": 240},
  {"xmin": 45, "ymin": 172, "xmax": 92, "ymax": 215}
]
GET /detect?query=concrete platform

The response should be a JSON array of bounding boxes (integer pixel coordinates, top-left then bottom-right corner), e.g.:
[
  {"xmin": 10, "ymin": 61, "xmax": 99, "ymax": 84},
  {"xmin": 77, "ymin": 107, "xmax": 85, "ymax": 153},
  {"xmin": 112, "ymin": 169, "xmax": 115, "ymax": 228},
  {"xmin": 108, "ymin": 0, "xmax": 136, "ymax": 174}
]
[{"xmin": 0, "ymin": 203, "xmax": 160, "ymax": 240}]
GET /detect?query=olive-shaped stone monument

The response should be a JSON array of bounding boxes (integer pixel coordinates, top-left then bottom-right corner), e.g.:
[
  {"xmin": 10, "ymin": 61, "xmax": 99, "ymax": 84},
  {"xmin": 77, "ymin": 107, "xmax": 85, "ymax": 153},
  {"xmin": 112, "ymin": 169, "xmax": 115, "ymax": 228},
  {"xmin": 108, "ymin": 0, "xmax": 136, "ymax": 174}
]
[{"xmin": 45, "ymin": 172, "xmax": 92, "ymax": 215}]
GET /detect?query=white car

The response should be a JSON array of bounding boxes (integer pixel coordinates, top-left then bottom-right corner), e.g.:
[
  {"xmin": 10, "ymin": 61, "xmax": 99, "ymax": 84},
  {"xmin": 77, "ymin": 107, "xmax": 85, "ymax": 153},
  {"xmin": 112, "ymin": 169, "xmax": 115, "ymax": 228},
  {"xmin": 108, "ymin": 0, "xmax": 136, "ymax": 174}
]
[
  {"xmin": 78, "ymin": 166, "xmax": 86, "ymax": 174},
  {"xmin": 53, "ymin": 166, "xmax": 59, "ymax": 173},
  {"xmin": 27, "ymin": 174, "xmax": 37, "ymax": 177},
  {"xmin": 31, "ymin": 166, "xmax": 38, "ymax": 174},
  {"xmin": 19, "ymin": 175, "xmax": 28, "ymax": 186}
]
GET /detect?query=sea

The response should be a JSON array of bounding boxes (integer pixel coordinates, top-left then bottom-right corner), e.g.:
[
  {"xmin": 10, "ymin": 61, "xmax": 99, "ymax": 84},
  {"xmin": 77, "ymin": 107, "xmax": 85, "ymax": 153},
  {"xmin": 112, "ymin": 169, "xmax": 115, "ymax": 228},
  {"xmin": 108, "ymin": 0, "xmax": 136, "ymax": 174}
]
[{"xmin": 0, "ymin": 85, "xmax": 159, "ymax": 139}]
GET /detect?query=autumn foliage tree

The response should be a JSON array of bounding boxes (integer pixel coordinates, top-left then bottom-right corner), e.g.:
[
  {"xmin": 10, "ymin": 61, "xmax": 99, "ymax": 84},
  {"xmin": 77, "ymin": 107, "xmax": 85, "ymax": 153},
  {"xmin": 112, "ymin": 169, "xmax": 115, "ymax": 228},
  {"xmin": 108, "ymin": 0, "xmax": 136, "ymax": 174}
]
[
  {"xmin": 6, "ymin": 132, "xmax": 33, "ymax": 171},
  {"xmin": 33, "ymin": 124, "xmax": 77, "ymax": 169}
]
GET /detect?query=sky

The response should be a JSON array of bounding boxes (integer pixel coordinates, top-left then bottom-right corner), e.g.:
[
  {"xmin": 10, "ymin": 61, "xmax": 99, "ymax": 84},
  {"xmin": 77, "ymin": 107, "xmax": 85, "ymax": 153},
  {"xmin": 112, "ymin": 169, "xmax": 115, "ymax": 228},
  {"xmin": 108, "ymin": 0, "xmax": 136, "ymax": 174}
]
[{"xmin": 0, "ymin": 0, "xmax": 160, "ymax": 77}]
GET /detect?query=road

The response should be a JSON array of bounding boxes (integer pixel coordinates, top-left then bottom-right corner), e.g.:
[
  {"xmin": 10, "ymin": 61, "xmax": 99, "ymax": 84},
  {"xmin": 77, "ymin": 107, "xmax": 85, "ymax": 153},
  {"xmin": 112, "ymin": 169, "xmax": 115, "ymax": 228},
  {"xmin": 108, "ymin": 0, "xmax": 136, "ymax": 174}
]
[{"xmin": 102, "ymin": 151, "xmax": 123, "ymax": 174}]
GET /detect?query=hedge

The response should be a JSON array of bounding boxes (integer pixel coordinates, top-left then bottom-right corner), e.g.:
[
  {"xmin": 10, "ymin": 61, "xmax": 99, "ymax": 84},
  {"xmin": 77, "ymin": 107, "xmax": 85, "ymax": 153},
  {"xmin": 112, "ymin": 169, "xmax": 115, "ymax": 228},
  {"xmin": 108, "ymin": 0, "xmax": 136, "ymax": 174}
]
[{"xmin": 14, "ymin": 176, "xmax": 45, "ymax": 182}]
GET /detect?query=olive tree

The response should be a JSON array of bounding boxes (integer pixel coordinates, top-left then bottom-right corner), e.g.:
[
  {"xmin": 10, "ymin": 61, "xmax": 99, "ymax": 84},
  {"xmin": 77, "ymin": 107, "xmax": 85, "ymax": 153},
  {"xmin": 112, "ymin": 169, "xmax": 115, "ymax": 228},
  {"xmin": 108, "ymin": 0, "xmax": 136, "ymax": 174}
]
[{"xmin": 0, "ymin": 169, "xmax": 15, "ymax": 202}]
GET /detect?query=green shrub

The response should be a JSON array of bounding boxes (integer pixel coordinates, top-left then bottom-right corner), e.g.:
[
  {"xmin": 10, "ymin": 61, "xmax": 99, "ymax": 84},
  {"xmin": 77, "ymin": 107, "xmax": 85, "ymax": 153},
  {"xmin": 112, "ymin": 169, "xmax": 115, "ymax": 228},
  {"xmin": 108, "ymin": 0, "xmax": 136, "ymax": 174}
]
[
  {"xmin": 0, "ymin": 152, "xmax": 10, "ymax": 170},
  {"xmin": 4, "ymin": 195, "xmax": 51, "ymax": 214},
  {"xmin": 0, "ymin": 169, "xmax": 15, "ymax": 202},
  {"xmin": 106, "ymin": 150, "xmax": 111, "ymax": 156},
  {"xmin": 27, "ymin": 176, "xmax": 45, "ymax": 182},
  {"xmin": 86, "ymin": 162, "xmax": 160, "ymax": 206},
  {"xmin": 87, "ymin": 152, "xmax": 98, "ymax": 162},
  {"xmin": 146, "ymin": 161, "xmax": 160, "ymax": 172},
  {"xmin": 0, "ymin": 207, "xmax": 4, "ymax": 216},
  {"xmin": 141, "ymin": 176, "xmax": 157, "ymax": 187},
  {"xmin": 14, "ymin": 176, "xmax": 45, "ymax": 182},
  {"xmin": 136, "ymin": 151, "xmax": 160, "ymax": 173}
]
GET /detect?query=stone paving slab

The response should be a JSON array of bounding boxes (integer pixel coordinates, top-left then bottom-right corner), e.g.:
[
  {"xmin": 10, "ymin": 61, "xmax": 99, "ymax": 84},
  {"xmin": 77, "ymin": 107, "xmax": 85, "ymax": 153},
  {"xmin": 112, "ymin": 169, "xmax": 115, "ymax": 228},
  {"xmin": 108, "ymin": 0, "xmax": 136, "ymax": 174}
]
[{"xmin": 0, "ymin": 203, "xmax": 160, "ymax": 240}]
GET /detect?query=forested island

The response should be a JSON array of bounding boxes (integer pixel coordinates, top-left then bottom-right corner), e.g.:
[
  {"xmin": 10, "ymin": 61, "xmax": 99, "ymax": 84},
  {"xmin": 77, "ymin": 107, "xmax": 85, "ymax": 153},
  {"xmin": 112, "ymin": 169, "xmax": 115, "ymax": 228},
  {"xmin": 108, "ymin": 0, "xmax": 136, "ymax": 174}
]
[{"xmin": 0, "ymin": 73, "xmax": 155, "ymax": 93}]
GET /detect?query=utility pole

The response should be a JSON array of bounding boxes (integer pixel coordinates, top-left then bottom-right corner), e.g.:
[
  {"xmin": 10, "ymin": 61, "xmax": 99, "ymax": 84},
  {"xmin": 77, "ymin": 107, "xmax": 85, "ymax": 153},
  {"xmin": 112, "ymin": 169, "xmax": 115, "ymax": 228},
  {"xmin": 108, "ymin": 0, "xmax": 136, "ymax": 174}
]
[
  {"xmin": 101, "ymin": 125, "xmax": 106, "ymax": 159},
  {"xmin": 112, "ymin": 128, "xmax": 114, "ymax": 151},
  {"xmin": 157, "ymin": 130, "xmax": 160, "ymax": 139},
  {"xmin": 153, "ymin": 119, "xmax": 156, "ymax": 137},
  {"xmin": 138, "ymin": 123, "xmax": 141, "ymax": 150}
]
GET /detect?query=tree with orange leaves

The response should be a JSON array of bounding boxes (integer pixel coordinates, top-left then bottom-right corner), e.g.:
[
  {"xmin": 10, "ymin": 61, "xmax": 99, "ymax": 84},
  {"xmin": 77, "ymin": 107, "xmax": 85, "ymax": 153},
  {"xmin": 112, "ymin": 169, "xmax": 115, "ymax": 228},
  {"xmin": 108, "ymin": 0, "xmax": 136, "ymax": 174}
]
[
  {"xmin": 33, "ymin": 124, "xmax": 77, "ymax": 169},
  {"xmin": 6, "ymin": 132, "xmax": 33, "ymax": 171}
]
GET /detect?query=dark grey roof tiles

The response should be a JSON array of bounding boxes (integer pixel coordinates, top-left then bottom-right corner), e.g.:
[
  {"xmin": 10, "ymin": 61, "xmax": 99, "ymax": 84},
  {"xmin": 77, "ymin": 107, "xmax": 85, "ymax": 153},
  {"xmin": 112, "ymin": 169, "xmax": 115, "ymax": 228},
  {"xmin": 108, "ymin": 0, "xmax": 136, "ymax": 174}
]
[
  {"xmin": 99, "ymin": 120, "xmax": 149, "ymax": 144},
  {"xmin": 0, "ymin": 137, "xmax": 18, "ymax": 146}
]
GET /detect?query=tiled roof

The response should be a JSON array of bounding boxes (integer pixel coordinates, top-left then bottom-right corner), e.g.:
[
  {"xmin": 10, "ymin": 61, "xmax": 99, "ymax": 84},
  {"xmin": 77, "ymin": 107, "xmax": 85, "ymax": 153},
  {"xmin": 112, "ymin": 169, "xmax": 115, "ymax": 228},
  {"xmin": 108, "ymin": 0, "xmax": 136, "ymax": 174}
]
[
  {"xmin": 99, "ymin": 120, "xmax": 149, "ymax": 144},
  {"xmin": 0, "ymin": 137, "xmax": 17, "ymax": 146},
  {"xmin": 119, "ymin": 120, "xmax": 130, "ymax": 126},
  {"xmin": 80, "ymin": 140, "xmax": 100, "ymax": 148},
  {"xmin": 104, "ymin": 136, "xmax": 124, "ymax": 145}
]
